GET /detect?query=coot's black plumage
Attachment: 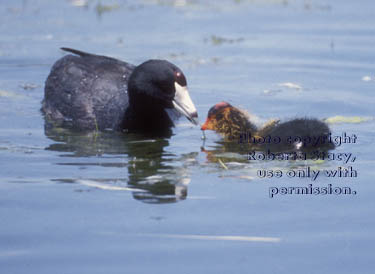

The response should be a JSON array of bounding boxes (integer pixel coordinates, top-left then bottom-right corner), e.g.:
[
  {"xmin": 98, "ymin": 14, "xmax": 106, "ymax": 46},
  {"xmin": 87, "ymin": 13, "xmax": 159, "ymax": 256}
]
[{"xmin": 42, "ymin": 48, "xmax": 198, "ymax": 134}]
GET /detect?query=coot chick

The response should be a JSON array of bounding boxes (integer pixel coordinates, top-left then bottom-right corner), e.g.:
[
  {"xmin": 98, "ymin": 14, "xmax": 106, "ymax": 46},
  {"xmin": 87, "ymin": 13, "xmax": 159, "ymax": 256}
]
[
  {"xmin": 201, "ymin": 102, "xmax": 335, "ymax": 152},
  {"xmin": 42, "ymin": 48, "xmax": 198, "ymax": 134}
]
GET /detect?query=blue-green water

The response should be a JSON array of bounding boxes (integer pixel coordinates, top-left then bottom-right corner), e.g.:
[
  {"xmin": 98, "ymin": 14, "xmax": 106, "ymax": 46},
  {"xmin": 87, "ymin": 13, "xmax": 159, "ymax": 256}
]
[{"xmin": 1, "ymin": 1, "xmax": 374, "ymax": 273}]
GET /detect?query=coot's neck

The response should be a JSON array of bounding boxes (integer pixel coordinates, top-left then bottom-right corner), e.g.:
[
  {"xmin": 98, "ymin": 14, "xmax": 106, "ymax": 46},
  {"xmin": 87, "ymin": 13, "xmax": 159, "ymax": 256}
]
[{"xmin": 121, "ymin": 104, "xmax": 174, "ymax": 135}]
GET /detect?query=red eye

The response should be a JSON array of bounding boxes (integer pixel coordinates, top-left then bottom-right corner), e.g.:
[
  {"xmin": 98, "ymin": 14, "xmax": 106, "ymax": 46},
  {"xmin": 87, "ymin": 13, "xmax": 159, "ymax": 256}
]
[{"xmin": 174, "ymin": 71, "xmax": 187, "ymax": 86}]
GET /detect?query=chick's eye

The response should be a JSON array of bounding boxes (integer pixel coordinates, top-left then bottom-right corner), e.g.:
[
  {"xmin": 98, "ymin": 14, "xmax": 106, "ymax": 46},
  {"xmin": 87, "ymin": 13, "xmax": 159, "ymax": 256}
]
[{"xmin": 174, "ymin": 71, "xmax": 187, "ymax": 86}]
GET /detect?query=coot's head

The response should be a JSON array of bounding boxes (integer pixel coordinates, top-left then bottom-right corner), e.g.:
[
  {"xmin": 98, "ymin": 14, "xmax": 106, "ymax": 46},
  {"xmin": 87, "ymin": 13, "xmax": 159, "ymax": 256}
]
[
  {"xmin": 201, "ymin": 102, "xmax": 257, "ymax": 139},
  {"xmin": 128, "ymin": 60, "xmax": 198, "ymax": 125}
]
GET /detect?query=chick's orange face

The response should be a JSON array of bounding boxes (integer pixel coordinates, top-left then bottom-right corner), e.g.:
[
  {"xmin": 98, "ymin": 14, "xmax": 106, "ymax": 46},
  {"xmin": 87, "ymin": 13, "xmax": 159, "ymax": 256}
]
[{"xmin": 201, "ymin": 102, "xmax": 233, "ymax": 132}]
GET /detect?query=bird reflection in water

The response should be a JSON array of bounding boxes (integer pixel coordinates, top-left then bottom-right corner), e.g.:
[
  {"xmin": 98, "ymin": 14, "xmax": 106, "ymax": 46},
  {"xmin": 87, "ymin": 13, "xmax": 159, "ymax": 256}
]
[{"xmin": 44, "ymin": 125, "xmax": 196, "ymax": 203}]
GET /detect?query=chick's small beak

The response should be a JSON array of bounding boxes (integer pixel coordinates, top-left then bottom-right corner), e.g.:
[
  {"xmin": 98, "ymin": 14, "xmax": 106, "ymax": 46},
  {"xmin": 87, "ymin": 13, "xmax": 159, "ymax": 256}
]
[{"xmin": 201, "ymin": 117, "xmax": 212, "ymax": 131}]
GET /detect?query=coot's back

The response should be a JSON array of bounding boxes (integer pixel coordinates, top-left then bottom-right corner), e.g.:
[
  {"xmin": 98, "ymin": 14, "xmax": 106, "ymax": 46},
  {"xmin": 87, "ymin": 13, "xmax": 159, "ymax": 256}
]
[{"xmin": 42, "ymin": 49, "xmax": 135, "ymax": 130}]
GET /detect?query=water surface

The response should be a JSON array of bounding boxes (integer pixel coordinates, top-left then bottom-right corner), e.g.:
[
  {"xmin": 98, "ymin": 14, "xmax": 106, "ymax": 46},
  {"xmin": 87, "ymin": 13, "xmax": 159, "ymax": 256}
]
[{"xmin": 1, "ymin": 1, "xmax": 374, "ymax": 273}]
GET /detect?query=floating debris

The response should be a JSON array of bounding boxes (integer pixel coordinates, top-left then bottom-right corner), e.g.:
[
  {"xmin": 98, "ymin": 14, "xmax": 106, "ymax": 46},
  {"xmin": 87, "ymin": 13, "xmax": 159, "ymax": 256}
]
[
  {"xmin": 174, "ymin": 0, "xmax": 187, "ymax": 7},
  {"xmin": 278, "ymin": 82, "xmax": 302, "ymax": 90},
  {"xmin": 96, "ymin": 2, "xmax": 120, "ymax": 17},
  {"xmin": 70, "ymin": 0, "xmax": 89, "ymax": 7},
  {"xmin": 19, "ymin": 83, "xmax": 39, "ymax": 90},
  {"xmin": 205, "ymin": 35, "xmax": 245, "ymax": 46},
  {"xmin": 149, "ymin": 0, "xmax": 194, "ymax": 8},
  {"xmin": 77, "ymin": 179, "xmax": 146, "ymax": 192},
  {"xmin": 362, "ymin": 75, "xmax": 372, "ymax": 82},
  {"xmin": 218, "ymin": 158, "xmax": 228, "ymax": 170},
  {"xmin": 138, "ymin": 233, "xmax": 281, "ymax": 243},
  {"xmin": 219, "ymin": 175, "xmax": 254, "ymax": 180},
  {"xmin": 324, "ymin": 115, "xmax": 373, "ymax": 124}
]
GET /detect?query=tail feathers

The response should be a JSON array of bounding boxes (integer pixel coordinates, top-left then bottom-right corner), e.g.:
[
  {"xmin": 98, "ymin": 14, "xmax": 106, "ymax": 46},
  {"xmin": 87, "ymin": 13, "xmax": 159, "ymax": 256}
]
[{"xmin": 60, "ymin": 47, "xmax": 92, "ymax": 57}]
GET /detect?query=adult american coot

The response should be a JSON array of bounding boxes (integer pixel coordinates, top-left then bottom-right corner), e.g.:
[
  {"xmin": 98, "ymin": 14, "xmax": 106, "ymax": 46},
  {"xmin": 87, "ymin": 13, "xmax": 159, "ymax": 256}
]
[
  {"xmin": 201, "ymin": 102, "xmax": 335, "ymax": 152},
  {"xmin": 42, "ymin": 48, "xmax": 198, "ymax": 134}
]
